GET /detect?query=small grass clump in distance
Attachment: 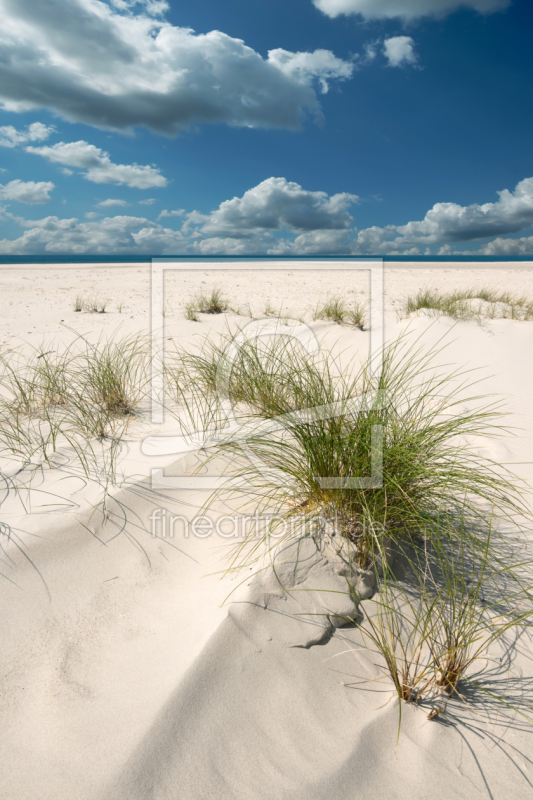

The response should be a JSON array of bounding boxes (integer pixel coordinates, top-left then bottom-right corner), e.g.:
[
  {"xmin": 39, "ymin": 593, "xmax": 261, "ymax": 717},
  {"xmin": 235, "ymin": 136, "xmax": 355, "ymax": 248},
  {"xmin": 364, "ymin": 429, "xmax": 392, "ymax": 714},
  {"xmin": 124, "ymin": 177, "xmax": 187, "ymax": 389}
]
[
  {"xmin": 347, "ymin": 300, "xmax": 366, "ymax": 329},
  {"xmin": 313, "ymin": 296, "xmax": 348, "ymax": 324},
  {"xmin": 402, "ymin": 288, "xmax": 533, "ymax": 322},
  {"xmin": 313, "ymin": 295, "xmax": 367, "ymax": 328},
  {"xmin": 184, "ymin": 300, "xmax": 199, "ymax": 322},
  {"xmin": 196, "ymin": 286, "xmax": 229, "ymax": 314},
  {"xmin": 72, "ymin": 293, "xmax": 110, "ymax": 314},
  {"xmin": 183, "ymin": 286, "xmax": 230, "ymax": 320}
]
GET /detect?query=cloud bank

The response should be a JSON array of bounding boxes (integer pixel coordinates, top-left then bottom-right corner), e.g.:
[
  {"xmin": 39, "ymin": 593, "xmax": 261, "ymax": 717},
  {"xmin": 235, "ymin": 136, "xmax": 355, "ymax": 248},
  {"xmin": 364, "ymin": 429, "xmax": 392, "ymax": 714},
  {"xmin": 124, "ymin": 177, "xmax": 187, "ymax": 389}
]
[
  {"xmin": 351, "ymin": 176, "xmax": 533, "ymax": 253},
  {"xmin": 312, "ymin": 0, "xmax": 511, "ymax": 20},
  {"xmin": 1, "ymin": 175, "xmax": 532, "ymax": 255},
  {"xmin": 0, "ymin": 0, "xmax": 353, "ymax": 134}
]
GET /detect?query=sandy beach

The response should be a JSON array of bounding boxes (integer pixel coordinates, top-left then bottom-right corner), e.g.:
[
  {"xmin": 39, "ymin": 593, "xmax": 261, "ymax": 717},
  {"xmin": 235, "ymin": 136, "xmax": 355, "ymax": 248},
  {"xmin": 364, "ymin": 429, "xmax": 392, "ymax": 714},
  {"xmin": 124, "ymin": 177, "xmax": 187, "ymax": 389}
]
[{"xmin": 1, "ymin": 261, "xmax": 533, "ymax": 800}]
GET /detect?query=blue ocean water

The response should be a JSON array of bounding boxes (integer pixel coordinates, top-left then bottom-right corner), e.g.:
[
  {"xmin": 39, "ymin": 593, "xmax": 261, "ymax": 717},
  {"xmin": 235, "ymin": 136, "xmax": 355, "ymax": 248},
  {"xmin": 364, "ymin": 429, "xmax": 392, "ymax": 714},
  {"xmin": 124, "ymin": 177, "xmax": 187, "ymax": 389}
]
[{"xmin": 0, "ymin": 255, "xmax": 532, "ymax": 265}]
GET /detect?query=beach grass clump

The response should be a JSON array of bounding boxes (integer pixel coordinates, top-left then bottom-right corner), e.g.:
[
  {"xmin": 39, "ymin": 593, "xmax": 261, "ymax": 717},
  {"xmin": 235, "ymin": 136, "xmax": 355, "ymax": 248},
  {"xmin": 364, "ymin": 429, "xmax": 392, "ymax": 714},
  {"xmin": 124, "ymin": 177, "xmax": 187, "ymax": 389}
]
[
  {"xmin": 194, "ymin": 286, "xmax": 229, "ymax": 315},
  {"xmin": 0, "ymin": 346, "xmax": 72, "ymax": 465},
  {"xmin": 313, "ymin": 295, "xmax": 367, "ymax": 328},
  {"xmin": 72, "ymin": 293, "xmax": 110, "ymax": 314},
  {"xmin": 356, "ymin": 525, "xmax": 533, "ymax": 728},
  {"xmin": 169, "ymin": 326, "xmax": 532, "ymax": 725},
  {"xmin": 68, "ymin": 334, "xmax": 150, "ymax": 441},
  {"xmin": 183, "ymin": 286, "xmax": 230, "ymax": 320},
  {"xmin": 0, "ymin": 334, "xmax": 150, "ymax": 474},
  {"xmin": 196, "ymin": 286, "xmax": 229, "ymax": 314},
  {"xmin": 175, "ymin": 330, "xmax": 527, "ymax": 575},
  {"xmin": 0, "ymin": 401, "xmax": 61, "ymax": 467},
  {"xmin": 403, "ymin": 289, "xmax": 474, "ymax": 321},
  {"xmin": 81, "ymin": 335, "xmax": 148, "ymax": 416},
  {"xmin": 87, "ymin": 295, "xmax": 109, "ymax": 313},
  {"xmin": 347, "ymin": 300, "xmax": 366, "ymax": 329},
  {"xmin": 0, "ymin": 346, "xmax": 73, "ymax": 417},
  {"xmin": 313, "ymin": 296, "xmax": 348, "ymax": 324},
  {"xmin": 402, "ymin": 288, "xmax": 533, "ymax": 322},
  {"xmin": 184, "ymin": 300, "xmax": 199, "ymax": 322}
]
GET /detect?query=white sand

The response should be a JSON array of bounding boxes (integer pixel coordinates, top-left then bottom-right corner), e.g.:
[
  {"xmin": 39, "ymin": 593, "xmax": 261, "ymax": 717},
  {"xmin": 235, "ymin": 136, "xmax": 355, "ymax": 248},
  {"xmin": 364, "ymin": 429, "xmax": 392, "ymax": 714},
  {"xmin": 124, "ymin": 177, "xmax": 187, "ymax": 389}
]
[{"xmin": 1, "ymin": 262, "xmax": 533, "ymax": 799}]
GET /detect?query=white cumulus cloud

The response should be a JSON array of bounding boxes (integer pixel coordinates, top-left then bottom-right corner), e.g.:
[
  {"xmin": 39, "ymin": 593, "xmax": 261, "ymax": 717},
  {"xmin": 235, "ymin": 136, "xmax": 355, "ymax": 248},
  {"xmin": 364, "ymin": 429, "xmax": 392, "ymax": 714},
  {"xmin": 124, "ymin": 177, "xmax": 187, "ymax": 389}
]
[
  {"xmin": 26, "ymin": 140, "xmax": 167, "ymax": 189},
  {"xmin": 477, "ymin": 236, "xmax": 533, "ymax": 255},
  {"xmin": 158, "ymin": 209, "xmax": 185, "ymax": 219},
  {"xmin": 0, "ymin": 122, "xmax": 55, "ymax": 148},
  {"xmin": 312, "ymin": 0, "xmax": 511, "ymax": 20},
  {"xmin": 0, "ymin": 0, "xmax": 353, "ymax": 134},
  {"xmin": 197, "ymin": 177, "xmax": 359, "ymax": 237},
  {"xmin": 97, "ymin": 198, "xmax": 130, "ymax": 207},
  {"xmin": 268, "ymin": 229, "xmax": 355, "ymax": 255},
  {"xmin": 268, "ymin": 49, "xmax": 354, "ymax": 94},
  {"xmin": 0, "ymin": 179, "xmax": 54, "ymax": 204},
  {"xmin": 383, "ymin": 37, "xmax": 417, "ymax": 68}
]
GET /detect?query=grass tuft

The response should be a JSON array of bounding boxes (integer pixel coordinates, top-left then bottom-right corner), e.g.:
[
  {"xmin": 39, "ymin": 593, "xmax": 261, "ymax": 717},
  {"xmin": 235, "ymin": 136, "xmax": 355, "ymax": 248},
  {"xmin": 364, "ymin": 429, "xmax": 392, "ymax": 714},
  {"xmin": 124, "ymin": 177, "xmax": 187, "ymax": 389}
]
[
  {"xmin": 183, "ymin": 286, "xmax": 230, "ymax": 319},
  {"xmin": 313, "ymin": 296, "xmax": 348, "ymax": 324},
  {"xmin": 0, "ymin": 333, "xmax": 149, "ymax": 479},
  {"xmin": 184, "ymin": 300, "xmax": 199, "ymax": 321},
  {"xmin": 195, "ymin": 286, "xmax": 230, "ymax": 315},
  {"xmin": 402, "ymin": 288, "xmax": 533, "ymax": 323},
  {"xmin": 313, "ymin": 295, "xmax": 367, "ymax": 328},
  {"xmin": 174, "ymin": 330, "xmax": 528, "ymax": 576},
  {"xmin": 174, "ymin": 327, "xmax": 533, "ymax": 727},
  {"xmin": 72, "ymin": 293, "xmax": 110, "ymax": 314},
  {"xmin": 347, "ymin": 300, "xmax": 366, "ymax": 329},
  {"xmin": 355, "ymin": 524, "xmax": 533, "ymax": 735}
]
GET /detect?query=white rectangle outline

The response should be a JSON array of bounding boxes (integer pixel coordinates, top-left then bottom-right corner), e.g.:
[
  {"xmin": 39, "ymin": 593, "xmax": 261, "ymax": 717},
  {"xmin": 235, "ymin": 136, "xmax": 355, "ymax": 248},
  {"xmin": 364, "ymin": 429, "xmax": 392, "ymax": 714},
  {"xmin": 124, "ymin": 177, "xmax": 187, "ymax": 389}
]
[{"xmin": 150, "ymin": 258, "xmax": 384, "ymax": 488}]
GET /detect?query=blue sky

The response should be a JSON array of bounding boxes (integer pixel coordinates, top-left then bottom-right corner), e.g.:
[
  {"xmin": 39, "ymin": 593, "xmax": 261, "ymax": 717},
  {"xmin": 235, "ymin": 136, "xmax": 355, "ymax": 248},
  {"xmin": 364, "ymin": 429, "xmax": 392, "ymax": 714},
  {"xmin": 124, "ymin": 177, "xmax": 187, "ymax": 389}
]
[{"xmin": 0, "ymin": 0, "xmax": 532, "ymax": 255}]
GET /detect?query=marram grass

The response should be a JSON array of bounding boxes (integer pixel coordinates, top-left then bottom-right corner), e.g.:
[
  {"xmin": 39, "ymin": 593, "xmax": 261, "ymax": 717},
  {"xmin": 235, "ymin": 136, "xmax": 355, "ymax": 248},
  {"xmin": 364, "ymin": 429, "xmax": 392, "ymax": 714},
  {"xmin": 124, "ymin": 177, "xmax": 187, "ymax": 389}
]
[
  {"xmin": 402, "ymin": 287, "xmax": 533, "ymax": 322},
  {"xmin": 0, "ymin": 333, "xmax": 150, "ymax": 494},
  {"xmin": 173, "ymin": 328, "xmax": 528, "ymax": 571},
  {"xmin": 313, "ymin": 294, "xmax": 367, "ymax": 328},
  {"xmin": 353, "ymin": 524, "xmax": 533, "ymax": 736},
  {"xmin": 172, "ymin": 325, "xmax": 533, "ymax": 726},
  {"xmin": 183, "ymin": 285, "xmax": 230, "ymax": 320}
]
